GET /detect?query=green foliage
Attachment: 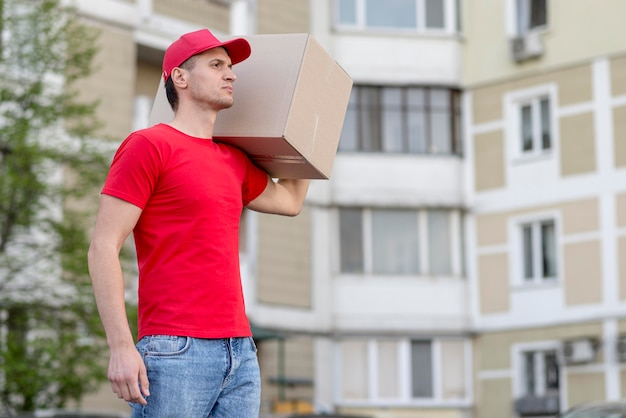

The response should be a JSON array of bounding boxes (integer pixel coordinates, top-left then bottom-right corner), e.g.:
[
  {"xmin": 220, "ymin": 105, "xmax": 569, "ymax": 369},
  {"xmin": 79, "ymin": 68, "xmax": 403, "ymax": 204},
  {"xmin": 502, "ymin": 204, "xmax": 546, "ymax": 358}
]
[{"xmin": 0, "ymin": 0, "xmax": 109, "ymax": 413}]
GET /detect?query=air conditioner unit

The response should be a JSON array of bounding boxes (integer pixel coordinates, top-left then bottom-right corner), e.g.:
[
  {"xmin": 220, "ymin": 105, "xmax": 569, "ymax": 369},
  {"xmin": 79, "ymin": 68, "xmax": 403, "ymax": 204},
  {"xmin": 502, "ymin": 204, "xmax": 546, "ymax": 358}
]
[
  {"xmin": 562, "ymin": 338, "xmax": 597, "ymax": 365},
  {"xmin": 514, "ymin": 394, "xmax": 560, "ymax": 416},
  {"xmin": 617, "ymin": 335, "xmax": 626, "ymax": 362},
  {"xmin": 511, "ymin": 32, "xmax": 544, "ymax": 62}
]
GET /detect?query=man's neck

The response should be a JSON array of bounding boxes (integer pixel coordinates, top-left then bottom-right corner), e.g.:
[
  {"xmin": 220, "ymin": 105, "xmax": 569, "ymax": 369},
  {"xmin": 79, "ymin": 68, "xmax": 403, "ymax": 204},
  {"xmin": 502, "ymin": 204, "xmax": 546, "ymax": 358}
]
[{"xmin": 169, "ymin": 104, "xmax": 218, "ymax": 139}]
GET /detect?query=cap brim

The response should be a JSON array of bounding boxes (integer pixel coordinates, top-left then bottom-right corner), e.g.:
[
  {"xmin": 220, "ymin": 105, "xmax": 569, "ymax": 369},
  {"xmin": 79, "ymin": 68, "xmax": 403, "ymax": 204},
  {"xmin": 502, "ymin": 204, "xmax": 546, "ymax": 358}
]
[{"xmin": 220, "ymin": 38, "xmax": 251, "ymax": 65}]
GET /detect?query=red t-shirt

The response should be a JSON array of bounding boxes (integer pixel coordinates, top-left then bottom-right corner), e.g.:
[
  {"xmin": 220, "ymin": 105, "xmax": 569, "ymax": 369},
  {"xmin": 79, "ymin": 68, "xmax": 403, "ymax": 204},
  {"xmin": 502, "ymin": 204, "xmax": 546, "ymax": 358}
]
[{"xmin": 102, "ymin": 123, "xmax": 268, "ymax": 340}]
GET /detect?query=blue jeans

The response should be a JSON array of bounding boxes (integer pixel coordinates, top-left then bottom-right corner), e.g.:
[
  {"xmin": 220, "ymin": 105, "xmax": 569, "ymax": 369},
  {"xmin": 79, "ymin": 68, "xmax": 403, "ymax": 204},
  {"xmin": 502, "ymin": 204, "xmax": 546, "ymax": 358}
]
[{"xmin": 130, "ymin": 336, "xmax": 260, "ymax": 418}]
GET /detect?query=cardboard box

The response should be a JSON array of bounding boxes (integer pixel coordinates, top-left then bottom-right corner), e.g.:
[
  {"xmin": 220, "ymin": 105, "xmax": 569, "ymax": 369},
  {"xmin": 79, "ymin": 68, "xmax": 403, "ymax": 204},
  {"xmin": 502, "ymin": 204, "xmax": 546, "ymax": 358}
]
[{"xmin": 148, "ymin": 33, "xmax": 353, "ymax": 179}]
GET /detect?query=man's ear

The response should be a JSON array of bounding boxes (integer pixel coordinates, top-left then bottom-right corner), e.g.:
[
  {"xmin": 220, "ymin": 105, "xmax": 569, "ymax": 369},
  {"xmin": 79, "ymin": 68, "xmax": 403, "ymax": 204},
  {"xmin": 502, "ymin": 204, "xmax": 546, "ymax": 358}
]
[{"xmin": 171, "ymin": 67, "xmax": 188, "ymax": 89}]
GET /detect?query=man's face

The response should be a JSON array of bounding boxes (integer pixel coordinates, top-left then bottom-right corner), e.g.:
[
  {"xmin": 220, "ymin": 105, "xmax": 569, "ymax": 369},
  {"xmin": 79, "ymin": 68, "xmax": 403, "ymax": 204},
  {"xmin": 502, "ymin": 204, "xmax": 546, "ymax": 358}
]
[{"xmin": 184, "ymin": 47, "xmax": 237, "ymax": 111}]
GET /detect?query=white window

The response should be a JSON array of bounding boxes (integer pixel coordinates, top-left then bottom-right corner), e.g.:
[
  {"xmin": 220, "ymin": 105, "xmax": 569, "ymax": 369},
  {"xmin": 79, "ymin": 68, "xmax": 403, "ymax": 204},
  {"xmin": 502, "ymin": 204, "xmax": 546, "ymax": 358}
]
[
  {"xmin": 521, "ymin": 219, "xmax": 557, "ymax": 283},
  {"xmin": 519, "ymin": 349, "xmax": 560, "ymax": 396},
  {"xmin": 337, "ymin": 338, "xmax": 468, "ymax": 404},
  {"xmin": 335, "ymin": 0, "xmax": 456, "ymax": 33},
  {"xmin": 338, "ymin": 208, "xmax": 463, "ymax": 277},
  {"xmin": 516, "ymin": 0, "xmax": 547, "ymax": 34},
  {"xmin": 339, "ymin": 86, "xmax": 463, "ymax": 156},
  {"xmin": 505, "ymin": 85, "xmax": 557, "ymax": 161},
  {"xmin": 519, "ymin": 96, "xmax": 551, "ymax": 155}
]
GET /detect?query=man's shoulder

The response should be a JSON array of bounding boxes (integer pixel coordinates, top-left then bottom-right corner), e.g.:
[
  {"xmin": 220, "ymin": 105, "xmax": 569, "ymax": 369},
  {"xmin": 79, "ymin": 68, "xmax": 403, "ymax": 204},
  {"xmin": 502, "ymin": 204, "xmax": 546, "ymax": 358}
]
[{"xmin": 132, "ymin": 123, "xmax": 170, "ymax": 138}]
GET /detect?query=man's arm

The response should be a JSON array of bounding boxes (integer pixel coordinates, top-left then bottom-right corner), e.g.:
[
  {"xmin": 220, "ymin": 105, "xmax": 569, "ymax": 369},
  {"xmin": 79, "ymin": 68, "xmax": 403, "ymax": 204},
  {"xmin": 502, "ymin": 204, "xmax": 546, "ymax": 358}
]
[
  {"xmin": 87, "ymin": 194, "xmax": 149, "ymax": 405},
  {"xmin": 246, "ymin": 177, "xmax": 310, "ymax": 216}
]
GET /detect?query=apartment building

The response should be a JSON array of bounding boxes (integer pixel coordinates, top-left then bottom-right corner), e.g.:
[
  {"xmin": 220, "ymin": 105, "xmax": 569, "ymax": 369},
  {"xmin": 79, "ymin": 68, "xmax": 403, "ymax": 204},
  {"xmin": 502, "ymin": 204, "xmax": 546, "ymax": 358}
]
[
  {"xmin": 465, "ymin": 0, "xmax": 626, "ymax": 417},
  {"xmin": 247, "ymin": 1, "xmax": 470, "ymax": 417},
  {"xmin": 59, "ymin": 0, "xmax": 625, "ymax": 417}
]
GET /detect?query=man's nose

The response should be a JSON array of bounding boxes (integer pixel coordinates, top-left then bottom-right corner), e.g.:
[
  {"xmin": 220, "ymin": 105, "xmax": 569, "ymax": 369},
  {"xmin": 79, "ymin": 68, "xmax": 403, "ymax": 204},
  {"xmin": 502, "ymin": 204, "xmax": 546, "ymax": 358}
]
[{"xmin": 225, "ymin": 68, "xmax": 237, "ymax": 81}]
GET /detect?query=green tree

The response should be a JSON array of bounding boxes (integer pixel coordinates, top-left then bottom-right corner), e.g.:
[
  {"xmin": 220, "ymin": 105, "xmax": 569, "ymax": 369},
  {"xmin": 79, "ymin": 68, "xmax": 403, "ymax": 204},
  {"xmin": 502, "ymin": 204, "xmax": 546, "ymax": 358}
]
[{"xmin": 0, "ymin": 0, "xmax": 110, "ymax": 413}]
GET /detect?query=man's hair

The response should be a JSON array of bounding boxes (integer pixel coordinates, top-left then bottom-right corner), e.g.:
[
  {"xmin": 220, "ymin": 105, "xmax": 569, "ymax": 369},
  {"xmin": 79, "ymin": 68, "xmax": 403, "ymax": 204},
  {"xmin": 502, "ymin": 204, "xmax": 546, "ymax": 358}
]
[{"xmin": 165, "ymin": 55, "xmax": 198, "ymax": 112}]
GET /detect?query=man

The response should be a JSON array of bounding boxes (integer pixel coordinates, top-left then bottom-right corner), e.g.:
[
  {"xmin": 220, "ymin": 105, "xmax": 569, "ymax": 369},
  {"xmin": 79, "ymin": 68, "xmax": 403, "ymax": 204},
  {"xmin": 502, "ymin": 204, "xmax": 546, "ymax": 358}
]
[{"xmin": 88, "ymin": 29, "xmax": 310, "ymax": 417}]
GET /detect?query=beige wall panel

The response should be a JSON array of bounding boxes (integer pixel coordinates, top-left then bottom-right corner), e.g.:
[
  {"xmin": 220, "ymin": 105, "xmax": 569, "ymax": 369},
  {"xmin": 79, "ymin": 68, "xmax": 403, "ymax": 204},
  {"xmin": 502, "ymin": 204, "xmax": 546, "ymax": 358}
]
[
  {"xmin": 78, "ymin": 23, "xmax": 135, "ymax": 141},
  {"xmin": 476, "ymin": 332, "xmax": 513, "ymax": 371},
  {"xmin": 476, "ymin": 213, "xmax": 508, "ymax": 247},
  {"xmin": 471, "ymin": 65, "xmax": 591, "ymax": 124},
  {"xmin": 620, "ymin": 320, "xmax": 626, "ymax": 334},
  {"xmin": 477, "ymin": 322, "xmax": 603, "ymax": 371},
  {"xmin": 553, "ymin": 64, "xmax": 592, "ymax": 106},
  {"xmin": 509, "ymin": 65, "xmax": 592, "ymax": 107},
  {"xmin": 567, "ymin": 372, "xmax": 605, "ymax": 407},
  {"xmin": 614, "ymin": 106, "xmax": 626, "ymax": 168},
  {"xmin": 478, "ymin": 253, "xmax": 510, "ymax": 314},
  {"xmin": 560, "ymin": 112, "xmax": 596, "ymax": 176},
  {"xmin": 257, "ymin": 0, "xmax": 310, "ymax": 34},
  {"xmin": 257, "ymin": 337, "xmax": 314, "ymax": 407},
  {"xmin": 611, "ymin": 54, "xmax": 626, "ymax": 97},
  {"xmin": 619, "ymin": 237, "xmax": 626, "ymax": 301},
  {"xmin": 475, "ymin": 379, "xmax": 512, "ymax": 418},
  {"xmin": 257, "ymin": 207, "xmax": 312, "ymax": 308},
  {"xmin": 618, "ymin": 192, "xmax": 626, "ymax": 227},
  {"xmin": 135, "ymin": 60, "xmax": 162, "ymax": 98},
  {"xmin": 472, "ymin": 84, "xmax": 508, "ymax": 124},
  {"xmin": 622, "ymin": 370, "xmax": 626, "ymax": 399},
  {"xmin": 153, "ymin": 0, "xmax": 229, "ymax": 33},
  {"xmin": 563, "ymin": 240, "xmax": 603, "ymax": 306},
  {"xmin": 474, "ymin": 130, "xmax": 506, "ymax": 191},
  {"xmin": 561, "ymin": 198, "xmax": 599, "ymax": 235}
]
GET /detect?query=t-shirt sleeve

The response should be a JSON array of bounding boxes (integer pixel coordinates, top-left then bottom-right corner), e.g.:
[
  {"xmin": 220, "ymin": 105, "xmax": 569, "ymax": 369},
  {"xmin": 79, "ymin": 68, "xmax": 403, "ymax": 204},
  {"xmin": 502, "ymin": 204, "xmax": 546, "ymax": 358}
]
[
  {"xmin": 102, "ymin": 133, "xmax": 160, "ymax": 210},
  {"xmin": 240, "ymin": 152, "xmax": 269, "ymax": 206}
]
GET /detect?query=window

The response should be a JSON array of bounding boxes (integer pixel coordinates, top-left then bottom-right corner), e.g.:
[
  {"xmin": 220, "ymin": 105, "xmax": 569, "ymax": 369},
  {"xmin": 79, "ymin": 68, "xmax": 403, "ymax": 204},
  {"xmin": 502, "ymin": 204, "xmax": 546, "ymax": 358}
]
[
  {"xmin": 519, "ymin": 96, "xmax": 551, "ymax": 154},
  {"xmin": 411, "ymin": 340, "xmax": 433, "ymax": 397},
  {"xmin": 339, "ymin": 340, "xmax": 369, "ymax": 399},
  {"xmin": 372, "ymin": 210, "xmax": 420, "ymax": 274},
  {"xmin": 336, "ymin": 0, "xmax": 452, "ymax": 32},
  {"xmin": 516, "ymin": 0, "xmax": 547, "ymax": 34},
  {"xmin": 339, "ymin": 86, "xmax": 462, "ymax": 156},
  {"xmin": 521, "ymin": 219, "xmax": 557, "ymax": 282},
  {"xmin": 337, "ymin": 338, "xmax": 468, "ymax": 403},
  {"xmin": 505, "ymin": 85, "xmax": 556, "ymax": 161},
  {"xmin": 339, "ymin": 208, "xmax": 462, "ymax": 276},
  {"xmin": 521, "ymin": 349, "xmax": 559, "ymax": 397}
]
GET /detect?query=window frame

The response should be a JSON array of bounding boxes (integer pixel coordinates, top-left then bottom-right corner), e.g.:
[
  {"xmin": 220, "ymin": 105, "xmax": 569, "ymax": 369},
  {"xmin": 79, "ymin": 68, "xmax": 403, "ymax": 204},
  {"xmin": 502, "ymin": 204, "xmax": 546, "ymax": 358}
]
[
  {"xmin": 506, "ymin": 0, "xmax": 550, "ymax": 37},
  {"xmin": 335, "ymin": 337, "xmax": 471, "ymax": 406},
  {"xmin": 339, "ymin": 85, "xmax": 463, "ymax": 156},
  {"xmin": 516, "ymin": 0, "xmax": 548, "ymax": 34},
  {"xmin": 509, "ymin": 211, "xmax": 561, "ymax": 287},
  {"xmin": 505, "ymin": 84, "xmax": 558, "ymax": 163},
  {"xmin": 337, "ymin": 207, "xmax": 464, "ymax": 278},
  {"xmin": 512, "ymin": 341, "xmax": 561, "ymax": 399},
  {"xmin": 334, "ymin": 0, "xmax": 459, "ymax": 35}
]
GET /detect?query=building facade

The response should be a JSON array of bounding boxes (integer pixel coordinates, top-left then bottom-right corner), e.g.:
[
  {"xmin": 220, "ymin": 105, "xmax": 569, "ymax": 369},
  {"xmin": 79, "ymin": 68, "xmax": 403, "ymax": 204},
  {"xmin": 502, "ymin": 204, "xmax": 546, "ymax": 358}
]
[
  {"xmin": 465, "ymin": 1, "xmax": 626, "ymax": 417},
  {"xmin": 64, "ymin": 0, "xmax": 626, "ymax": 417},
  {"xmin": 247, "ymin": 1, "xmax": 470, "ymax": 417}
]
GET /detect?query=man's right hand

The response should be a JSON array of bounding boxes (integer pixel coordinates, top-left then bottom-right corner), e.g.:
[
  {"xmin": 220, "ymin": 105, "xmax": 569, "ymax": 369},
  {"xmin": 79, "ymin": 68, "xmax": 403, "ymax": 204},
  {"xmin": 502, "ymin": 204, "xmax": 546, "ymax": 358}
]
[{"xmin": 108, "ymin": 345, "xmax": 150, "ymax": 405}]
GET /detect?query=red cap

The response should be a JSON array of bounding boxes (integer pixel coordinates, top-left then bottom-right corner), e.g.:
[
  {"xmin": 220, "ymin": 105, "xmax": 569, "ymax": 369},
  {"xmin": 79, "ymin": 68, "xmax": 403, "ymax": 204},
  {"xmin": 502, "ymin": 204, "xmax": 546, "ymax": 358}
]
[{"xmin": 162, "ymin": 29, "xmax": 251, "ymax": 81}]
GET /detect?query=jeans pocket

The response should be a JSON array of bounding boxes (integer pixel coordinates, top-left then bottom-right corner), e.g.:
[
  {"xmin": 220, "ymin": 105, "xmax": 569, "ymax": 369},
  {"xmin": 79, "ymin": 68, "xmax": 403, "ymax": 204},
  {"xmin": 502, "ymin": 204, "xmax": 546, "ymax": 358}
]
[
  {"xmin": 137, "ymin": 335, "xmax": 191, "ymax": 357},
  {"xmin": 248, "ymin": 337, "xmax": 258, "ymax": 353}
]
